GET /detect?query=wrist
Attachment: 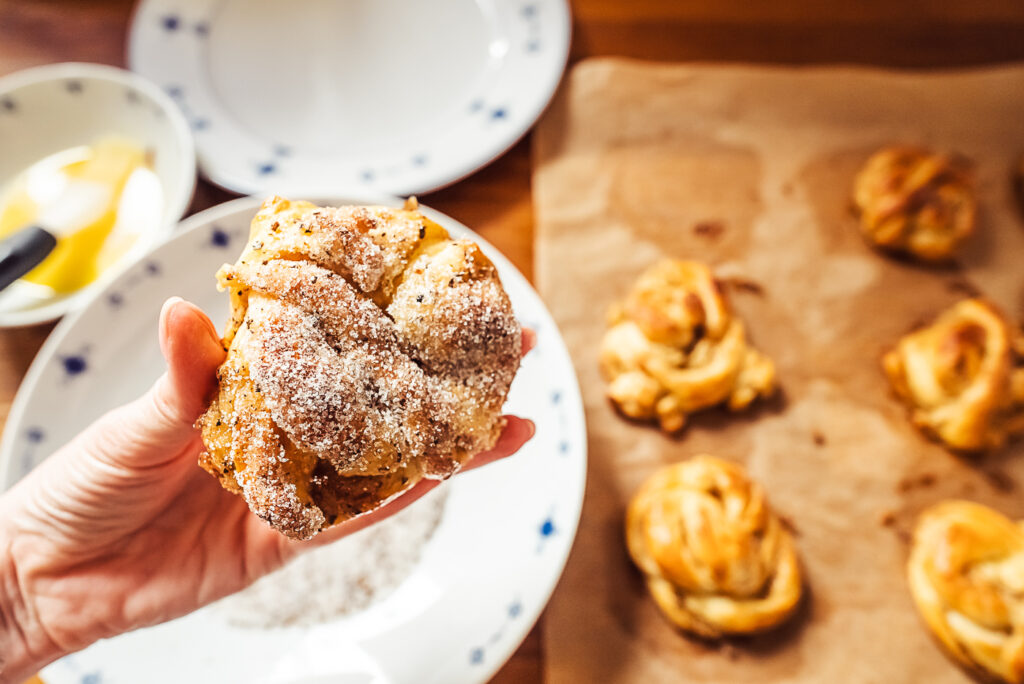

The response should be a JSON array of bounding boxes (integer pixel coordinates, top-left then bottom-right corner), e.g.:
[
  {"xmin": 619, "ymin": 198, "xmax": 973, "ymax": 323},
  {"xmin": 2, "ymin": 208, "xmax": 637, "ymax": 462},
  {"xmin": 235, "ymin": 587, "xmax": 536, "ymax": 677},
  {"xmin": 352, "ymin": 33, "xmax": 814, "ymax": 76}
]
[{"xmin": 0, "ymin": 498, "xmax": 61, "ymax": 684}]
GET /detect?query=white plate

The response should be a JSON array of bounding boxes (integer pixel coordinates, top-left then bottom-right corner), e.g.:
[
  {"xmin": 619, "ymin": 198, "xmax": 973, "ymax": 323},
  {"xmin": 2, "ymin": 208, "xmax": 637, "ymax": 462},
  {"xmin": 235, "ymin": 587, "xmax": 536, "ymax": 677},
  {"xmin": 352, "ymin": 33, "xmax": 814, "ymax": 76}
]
[
  {"xmin": 0, "ymin": 195, "xmax": 586, "ymax": 683},
  {"xmin": 128, "ymin": 0, "xmax": 571, "ymax": 195}
]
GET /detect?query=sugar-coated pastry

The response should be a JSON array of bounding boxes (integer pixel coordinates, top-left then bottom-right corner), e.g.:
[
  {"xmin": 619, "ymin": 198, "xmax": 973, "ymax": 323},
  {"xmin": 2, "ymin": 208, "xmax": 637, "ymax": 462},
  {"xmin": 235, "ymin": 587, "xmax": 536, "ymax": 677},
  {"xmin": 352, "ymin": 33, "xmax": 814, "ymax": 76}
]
[
  {"xmin": 883, "ymin": 298, "xmax": 1024, "ymax": 452},
  {"xmin": 853, "ymin": 146, "xmax": 976, "ymax": 262},
  {"xmin": 908, "ymin": 500, "xmax": 1024, "ymax": 683},
  {"xmin": 599, "ymin": 260, "xmax": 775, "ymax": 432},
  {"xmin": 625, "ymin": 455, "xmax": 803, "ymax": 638},
  {"xmin": 199, "ymin": 197, "xmax": 521, "ymax": 540}
]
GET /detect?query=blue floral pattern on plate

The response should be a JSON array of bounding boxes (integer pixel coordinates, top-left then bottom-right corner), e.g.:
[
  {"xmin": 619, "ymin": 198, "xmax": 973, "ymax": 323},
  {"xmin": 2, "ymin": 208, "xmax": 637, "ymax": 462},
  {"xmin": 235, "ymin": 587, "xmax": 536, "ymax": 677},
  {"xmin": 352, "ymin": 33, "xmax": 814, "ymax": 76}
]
[
  {"xmin": 0, "ymin": 79, "xmax": 157, "ymax": 120},
  {"xmin": 129, "ymin": 0, "xmax": 571, "ymax": 196}
]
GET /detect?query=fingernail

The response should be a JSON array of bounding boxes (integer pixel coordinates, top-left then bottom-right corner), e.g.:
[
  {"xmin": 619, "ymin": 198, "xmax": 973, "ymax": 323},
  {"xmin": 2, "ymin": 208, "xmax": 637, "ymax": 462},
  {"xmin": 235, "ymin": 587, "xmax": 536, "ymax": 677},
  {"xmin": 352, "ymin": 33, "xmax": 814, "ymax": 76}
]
[
  {"xmin": 159, "ymin": 297, "xmax": 184, "ymax": 339},
  {"xmin": 171, "ymin": 298, "xmax": 221, "ymax": 346},
  {"xmin": 522, "ymin": 328, "xmax": 537, "ymax": 356},
  {"xmin": 162, "ymin": 296, "xmax": 186, "ymax": 322},
  {"xmin": 185, "ymin": 300, "xmax": 222, "ymax": 346}
]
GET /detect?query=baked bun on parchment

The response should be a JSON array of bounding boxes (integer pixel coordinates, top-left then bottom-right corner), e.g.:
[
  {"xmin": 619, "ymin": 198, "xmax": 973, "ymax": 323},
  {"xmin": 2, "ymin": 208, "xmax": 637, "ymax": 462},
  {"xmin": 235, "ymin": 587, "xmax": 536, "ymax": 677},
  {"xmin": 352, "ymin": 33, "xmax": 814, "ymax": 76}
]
[
  {"xmin": 908, "ymin": 500, "xmax": 1024, "ymax": 683},
  {"xmin": 853, "ymin": 146, "xmax": 976, "ymax": 263},
  {"xmin": 625, "ymin": 455, "xmax": 803, "ymax": 638},
  {"xmin": 883, "ymin": 298, "xmax": 1024, "ymax": 453},
  {"xmin": 600, "ymin": 260, "xmax": 775, "ymax": 433}
]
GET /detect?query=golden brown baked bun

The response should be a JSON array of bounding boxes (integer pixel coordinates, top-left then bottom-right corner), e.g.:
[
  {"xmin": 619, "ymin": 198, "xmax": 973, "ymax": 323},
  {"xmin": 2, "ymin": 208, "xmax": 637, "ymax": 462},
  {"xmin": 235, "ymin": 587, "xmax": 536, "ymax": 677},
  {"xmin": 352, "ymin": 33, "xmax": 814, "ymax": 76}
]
[
  {"xmin": 199, "ymin": 197, "xmax": 522, "ymax": 540},
  {"xmin": 883, "ymin": 298, "xmax": 1024, "ymax": 452},
  {"xmin": 908, "ymin": 500, "xmax": 1024, "ymax": 683},
  {"xmin": 625, "ymin": 455, "xmax": 803, "ymax": 638},
  {"xmin": 599, "ymin": 260, "xmax": 775, "ymax": 433},
  {"xmin": 852, "ymin": 146, "xmax": 976, "ymax": 262}
]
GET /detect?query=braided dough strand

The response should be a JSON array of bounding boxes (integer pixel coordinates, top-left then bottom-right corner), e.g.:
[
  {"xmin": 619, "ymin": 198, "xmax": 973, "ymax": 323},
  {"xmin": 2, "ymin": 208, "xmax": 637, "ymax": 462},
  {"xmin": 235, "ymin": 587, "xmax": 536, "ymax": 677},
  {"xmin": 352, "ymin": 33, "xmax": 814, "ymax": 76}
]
[
  {"xmin": 626, "ymin": 455, "xmax": 803, "ymax": 638},
  {"xmin": 883, "ymin": 298, "xmax": 1024, "ymax": 452},
  {"xmin": 199, "ymin": 197, "xmax": 521, "ymax": 539},
  {"xmin": 853, "ymin": 146, "xmax": 976, "ymax": 262},
  {"xmin": 600, "ymin": 260, "xmax": 775, "ymax": 433},
  {"xmin": 909, "ymin": 501, "xmax": 1024, "ymax": 683}
]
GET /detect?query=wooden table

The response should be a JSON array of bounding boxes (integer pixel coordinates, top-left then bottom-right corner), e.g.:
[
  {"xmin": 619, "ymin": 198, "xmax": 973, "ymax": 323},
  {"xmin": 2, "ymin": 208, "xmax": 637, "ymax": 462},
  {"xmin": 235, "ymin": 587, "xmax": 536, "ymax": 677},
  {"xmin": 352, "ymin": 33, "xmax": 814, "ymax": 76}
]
[{"xmin": 2, "ymin": 1, "xmax": 1024, "ymax": 681}]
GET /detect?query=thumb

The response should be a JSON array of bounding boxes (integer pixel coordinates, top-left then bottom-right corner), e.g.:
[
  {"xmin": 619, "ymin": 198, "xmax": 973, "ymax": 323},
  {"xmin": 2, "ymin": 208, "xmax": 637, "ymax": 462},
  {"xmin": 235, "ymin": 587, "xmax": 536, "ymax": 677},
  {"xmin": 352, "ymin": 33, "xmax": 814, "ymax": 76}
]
[
  {"xmin": 79, "ymin": 298, "xmax": 225, "ymax": 466},
  {"xmin": 9, "ymin": 301, "xmax": 227, "ymax": 538},
  {"xmin": 153, "ymin": 296, "xmax": 226, "ymax": 427}
]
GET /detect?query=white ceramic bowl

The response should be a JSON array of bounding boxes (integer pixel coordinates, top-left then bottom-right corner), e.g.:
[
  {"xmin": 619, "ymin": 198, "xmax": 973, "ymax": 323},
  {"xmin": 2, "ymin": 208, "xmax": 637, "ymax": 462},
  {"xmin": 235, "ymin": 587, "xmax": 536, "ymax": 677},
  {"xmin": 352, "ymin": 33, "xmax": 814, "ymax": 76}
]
[{"xmin": 0, "ymin": 62, "xmax": 196, "ymax": 327}]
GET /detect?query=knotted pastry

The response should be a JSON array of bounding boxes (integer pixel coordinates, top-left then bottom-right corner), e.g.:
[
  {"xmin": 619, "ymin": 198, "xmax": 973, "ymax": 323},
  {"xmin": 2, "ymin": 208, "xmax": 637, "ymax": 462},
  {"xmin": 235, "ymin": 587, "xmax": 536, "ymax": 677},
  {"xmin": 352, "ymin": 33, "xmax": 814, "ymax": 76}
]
[
  {"xmin": 883, "ymin": 298, "xmax": 1024, "ymax": 452},
  {"xmin": 852, "ymin": 146, "xmax": 976, "ymax": 262},
  {"xmin": 599, "ymin": 260, "xmax": 775, "ymax": 432},
  {"xmin": 625, "ymin": 455, "xmax": 803, "ymax": 638},
  {"xmin": 908, "ymin": 500, "xmax": 1024, "ymax": 683},
  {"xmin": 199, "ymin": 197, "xmax": 522, "ymax": 540}
]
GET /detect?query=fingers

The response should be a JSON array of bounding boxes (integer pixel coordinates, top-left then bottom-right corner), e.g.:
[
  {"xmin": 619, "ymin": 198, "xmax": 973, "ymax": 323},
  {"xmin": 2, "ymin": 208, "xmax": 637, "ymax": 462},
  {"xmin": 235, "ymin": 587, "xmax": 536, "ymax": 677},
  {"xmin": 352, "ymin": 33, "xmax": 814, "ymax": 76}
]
[
  {"xmin": 283, "ymin": 415, "xmax": 534, "ymax": 555},
  {"xmin": 521, "ymin": 327, "xmax": 536, "ymax": 356},
  {"xmin": 461, "ymin": 416, "xmax": 535, "ymax": 472},
  {"xmin": 337, "ymin": 417, "xmax": 533, "ymax": 528},
  {"xmin": 153, "ymin": 297, "xmax": 226, "ymax": 427},
  {"xmin": 287, "ymin": 479, "xmax": 440, "ymax": 552}
]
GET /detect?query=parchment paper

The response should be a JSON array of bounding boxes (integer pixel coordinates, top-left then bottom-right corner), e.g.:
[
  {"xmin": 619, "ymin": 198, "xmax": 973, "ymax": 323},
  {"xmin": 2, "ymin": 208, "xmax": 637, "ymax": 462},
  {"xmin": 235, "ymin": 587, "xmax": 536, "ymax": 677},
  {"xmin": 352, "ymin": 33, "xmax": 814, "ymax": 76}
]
[{"xmin": 533, "ymin": 58, "xmax": 1024, "ymax": 683}]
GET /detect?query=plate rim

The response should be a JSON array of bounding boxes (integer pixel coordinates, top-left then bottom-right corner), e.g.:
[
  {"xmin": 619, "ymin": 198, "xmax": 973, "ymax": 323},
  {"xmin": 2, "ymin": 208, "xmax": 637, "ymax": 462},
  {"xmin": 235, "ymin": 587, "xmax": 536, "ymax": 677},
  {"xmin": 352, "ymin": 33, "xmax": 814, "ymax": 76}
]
[
  {"xmin": 1, "ymin": 193, "xmax": 587, "ymax": 683},
  {"xmin": 125, "ymin": 0, "xmax": 572, "ymax": 196}
]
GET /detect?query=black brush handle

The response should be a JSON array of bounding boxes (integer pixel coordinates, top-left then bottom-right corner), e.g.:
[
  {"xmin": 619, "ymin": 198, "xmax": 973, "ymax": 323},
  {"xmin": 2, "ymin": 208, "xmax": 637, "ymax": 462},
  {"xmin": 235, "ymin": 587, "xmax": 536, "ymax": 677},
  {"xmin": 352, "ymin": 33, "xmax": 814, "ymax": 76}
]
[{"xmin": 0, "ymin": 226, "xmax": 57, "ymax": 292}]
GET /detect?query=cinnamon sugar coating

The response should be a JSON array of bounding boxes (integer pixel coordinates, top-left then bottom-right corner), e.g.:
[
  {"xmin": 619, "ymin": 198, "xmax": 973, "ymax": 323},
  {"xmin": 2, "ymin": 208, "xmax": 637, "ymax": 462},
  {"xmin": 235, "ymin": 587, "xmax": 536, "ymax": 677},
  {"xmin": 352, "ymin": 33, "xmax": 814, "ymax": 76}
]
[{"xmin": 199, "ymin": 197, "xmax": 521, "ymax": 539}]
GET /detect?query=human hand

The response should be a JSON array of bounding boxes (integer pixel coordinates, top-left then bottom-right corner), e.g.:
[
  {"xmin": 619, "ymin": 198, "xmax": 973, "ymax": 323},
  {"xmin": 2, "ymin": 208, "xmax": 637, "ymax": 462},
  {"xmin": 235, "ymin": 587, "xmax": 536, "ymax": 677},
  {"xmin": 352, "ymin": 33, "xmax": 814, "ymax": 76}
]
[{"xmin": 0, "ymin": 298, "xmax": 534, "ymax": 683}]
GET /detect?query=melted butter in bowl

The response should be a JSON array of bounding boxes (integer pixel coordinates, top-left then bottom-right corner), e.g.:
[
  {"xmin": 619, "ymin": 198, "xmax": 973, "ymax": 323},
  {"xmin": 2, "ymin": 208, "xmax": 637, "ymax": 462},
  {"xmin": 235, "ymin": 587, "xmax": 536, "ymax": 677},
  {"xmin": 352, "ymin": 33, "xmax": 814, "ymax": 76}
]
[
  {"xmin": 0, "ymin": 62, "xmax": 196, "ymax": 326},
  {"xmin": 0, "ymin": 136, "xmax": 163, "ymax": 296}
]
